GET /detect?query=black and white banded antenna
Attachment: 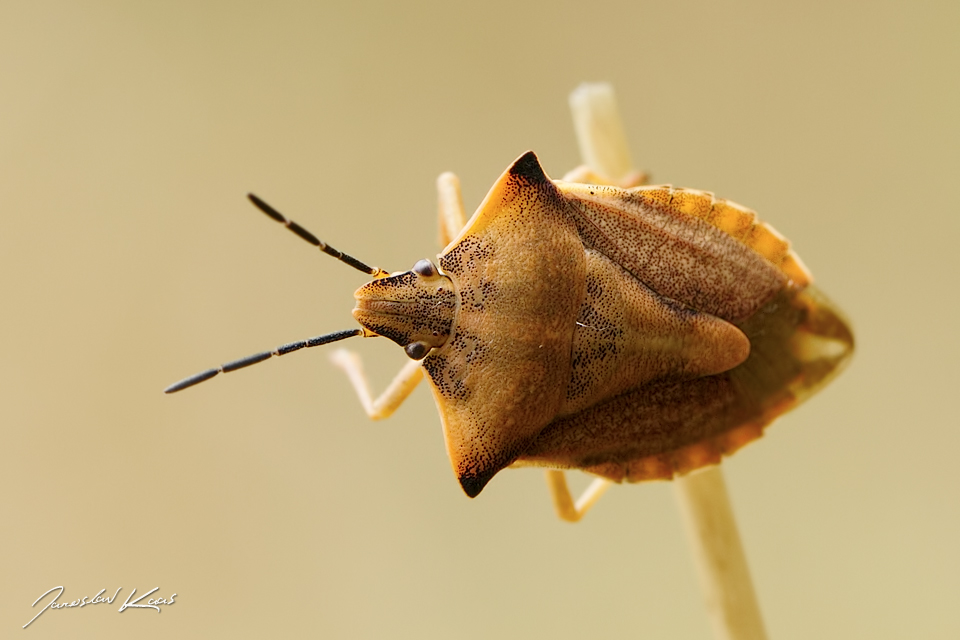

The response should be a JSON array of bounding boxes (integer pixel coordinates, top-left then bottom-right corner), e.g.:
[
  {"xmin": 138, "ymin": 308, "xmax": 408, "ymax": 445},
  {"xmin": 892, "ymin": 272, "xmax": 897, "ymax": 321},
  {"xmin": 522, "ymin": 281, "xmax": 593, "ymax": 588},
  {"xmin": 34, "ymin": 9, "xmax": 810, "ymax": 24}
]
[
  {"xmin": 164, "ymin": 329, "xmax": 363, "ymax": 393},
  {"xmin": 247, "ymin": 193, "xmax": 388, "ymax": 278},
  {"xmin": 164, "ymin": 194, "xmax": 386, "ymax": 394}
]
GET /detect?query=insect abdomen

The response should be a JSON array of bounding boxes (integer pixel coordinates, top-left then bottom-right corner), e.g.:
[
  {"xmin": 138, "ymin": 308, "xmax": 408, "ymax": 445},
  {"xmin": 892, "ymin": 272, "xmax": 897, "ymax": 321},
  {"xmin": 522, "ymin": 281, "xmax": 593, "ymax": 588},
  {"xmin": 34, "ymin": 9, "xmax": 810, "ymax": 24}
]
[
  {"xmin": 558, "ymin": 184, "xmax": 789, "ymax": 323},
  {"xmin": 650, "ymin": 186, "xmax": 812, "ymax": 288}
]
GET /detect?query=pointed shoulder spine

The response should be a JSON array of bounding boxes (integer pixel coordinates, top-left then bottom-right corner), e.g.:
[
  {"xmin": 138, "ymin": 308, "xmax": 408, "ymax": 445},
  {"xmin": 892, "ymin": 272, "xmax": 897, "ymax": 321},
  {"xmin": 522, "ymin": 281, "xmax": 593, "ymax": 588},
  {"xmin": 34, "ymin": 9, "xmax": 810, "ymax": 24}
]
[{"xmin": 508, "ymin": 151, "xmax": 550, "ymax": 185}]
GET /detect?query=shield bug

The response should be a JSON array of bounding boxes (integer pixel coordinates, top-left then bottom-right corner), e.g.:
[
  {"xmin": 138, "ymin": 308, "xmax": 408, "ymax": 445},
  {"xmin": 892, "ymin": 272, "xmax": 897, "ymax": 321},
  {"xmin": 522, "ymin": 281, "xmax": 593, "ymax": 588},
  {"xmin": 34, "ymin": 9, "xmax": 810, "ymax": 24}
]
[{"xmin": 166, "ymin": 152, "xmax": 853, "ymax": 506}]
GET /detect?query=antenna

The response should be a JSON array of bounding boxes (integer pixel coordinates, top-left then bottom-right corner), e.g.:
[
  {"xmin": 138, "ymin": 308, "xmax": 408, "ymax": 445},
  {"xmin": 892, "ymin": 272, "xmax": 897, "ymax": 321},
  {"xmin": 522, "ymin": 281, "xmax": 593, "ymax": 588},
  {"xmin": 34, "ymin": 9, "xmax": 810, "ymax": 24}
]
[
  {"xmin": 165, "ymin": 195, "xmax": 385, "ymax": 394},
  {"xmin": 164, "ymin": 329, "xmax": 363, "ymax": 393},
  {"xmin": 247, "ymin": 194, "xmax": 389, "ymax": 278}
]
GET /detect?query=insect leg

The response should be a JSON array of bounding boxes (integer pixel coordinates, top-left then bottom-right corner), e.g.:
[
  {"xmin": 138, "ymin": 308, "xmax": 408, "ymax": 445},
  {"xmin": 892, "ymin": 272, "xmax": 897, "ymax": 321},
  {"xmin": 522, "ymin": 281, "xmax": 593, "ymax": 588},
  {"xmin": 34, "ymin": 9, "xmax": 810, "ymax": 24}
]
[
  {"xmin": 321, "ymin": 171, "xmax": 463, "ymax": 421},
  {"xmin": 560, "ymin": 165, "xmax": 647, "ymax": 188},
  {"xmin": 328, "ymin": 350, "xmax": 424, "ymax": 420},
  {"xmin": 436, "ymin": 172, "xmax": 467, "ymax": 247},
  {"xmin": 545, "ymin": 470, "xmax": 612, "ymax": 522}
]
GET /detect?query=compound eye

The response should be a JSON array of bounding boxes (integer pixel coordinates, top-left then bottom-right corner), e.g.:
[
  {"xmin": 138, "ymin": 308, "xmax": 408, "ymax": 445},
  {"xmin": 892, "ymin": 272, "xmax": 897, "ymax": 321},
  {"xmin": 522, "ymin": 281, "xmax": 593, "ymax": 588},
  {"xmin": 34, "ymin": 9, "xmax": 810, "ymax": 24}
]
[
  {"xmin": 404, "ymin": 341, "xmax": 430, "ymax": 360},
  {"xmin": 412, "ymin": 259, "xmax": 437, "ymax": 278}
]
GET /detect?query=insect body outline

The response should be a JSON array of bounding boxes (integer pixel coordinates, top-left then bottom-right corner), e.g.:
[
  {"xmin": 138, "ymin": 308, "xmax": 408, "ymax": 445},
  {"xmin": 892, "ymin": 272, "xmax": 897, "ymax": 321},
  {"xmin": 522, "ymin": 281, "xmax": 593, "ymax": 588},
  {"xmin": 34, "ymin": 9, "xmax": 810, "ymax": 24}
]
[{"xmin": 167, "ymin": 151, "xmax": 853, "ymax": 511}]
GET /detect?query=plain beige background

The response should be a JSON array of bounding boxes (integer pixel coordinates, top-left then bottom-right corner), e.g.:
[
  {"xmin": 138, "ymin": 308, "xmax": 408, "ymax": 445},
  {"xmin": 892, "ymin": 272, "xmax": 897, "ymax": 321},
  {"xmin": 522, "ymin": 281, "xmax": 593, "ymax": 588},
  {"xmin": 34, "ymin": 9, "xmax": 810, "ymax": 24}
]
[{"xmin": 2, "ymin": 1, "xmax": 957, "ymax": 638}]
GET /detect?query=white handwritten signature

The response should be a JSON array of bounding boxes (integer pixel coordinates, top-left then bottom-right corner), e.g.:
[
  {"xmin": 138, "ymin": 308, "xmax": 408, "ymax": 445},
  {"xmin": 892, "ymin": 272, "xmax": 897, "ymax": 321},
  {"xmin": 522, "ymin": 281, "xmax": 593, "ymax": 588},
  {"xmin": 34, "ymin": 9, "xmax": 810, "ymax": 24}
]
[{"xmin": 23, "ymin": 586, "xmax": 176, "ymax": 628}]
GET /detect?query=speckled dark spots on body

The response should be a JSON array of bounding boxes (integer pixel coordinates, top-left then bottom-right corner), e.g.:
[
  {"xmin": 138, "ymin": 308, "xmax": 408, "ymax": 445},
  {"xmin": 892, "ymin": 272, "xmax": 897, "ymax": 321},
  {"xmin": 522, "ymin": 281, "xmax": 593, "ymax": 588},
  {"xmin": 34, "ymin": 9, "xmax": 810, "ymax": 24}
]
[
  {"xmin": 423, "ymin": 329, "xmax": 485, "ymax": 402},
  {"xmin": 440, "ymin": 235, "xmax": 493, "ymax": 278}
]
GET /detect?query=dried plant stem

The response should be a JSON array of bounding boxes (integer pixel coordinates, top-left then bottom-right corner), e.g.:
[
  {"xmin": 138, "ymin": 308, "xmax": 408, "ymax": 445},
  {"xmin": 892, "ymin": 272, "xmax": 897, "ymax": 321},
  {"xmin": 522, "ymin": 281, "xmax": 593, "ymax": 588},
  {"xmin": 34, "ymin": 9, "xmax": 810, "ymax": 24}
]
[
  {"xmin": 674, "ymin": 467, "xmax": 768, "ymax": 640},
  {"xmin": 569, "ymin": 83, "xmax": 634, "ymax": 181},
  {"xmin": 568, "ymin": 82, "xmax": 769, "ymax": 640}
]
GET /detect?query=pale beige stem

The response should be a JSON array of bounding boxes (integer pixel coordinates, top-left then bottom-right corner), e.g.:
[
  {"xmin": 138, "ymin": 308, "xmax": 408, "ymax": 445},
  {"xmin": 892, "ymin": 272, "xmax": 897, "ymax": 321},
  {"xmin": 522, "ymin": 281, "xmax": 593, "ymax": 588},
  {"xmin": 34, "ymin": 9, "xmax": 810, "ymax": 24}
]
[
  {"xmin": 568, "ymin": 82, "xmax": 768, "ymax": 640},
  {"xmin": 569, "ymin": 83, "xmax": 635, "ymax": 182},
  {"xmin": 674, "ymin": 467, "xmax": 768, "ymax": 640}
]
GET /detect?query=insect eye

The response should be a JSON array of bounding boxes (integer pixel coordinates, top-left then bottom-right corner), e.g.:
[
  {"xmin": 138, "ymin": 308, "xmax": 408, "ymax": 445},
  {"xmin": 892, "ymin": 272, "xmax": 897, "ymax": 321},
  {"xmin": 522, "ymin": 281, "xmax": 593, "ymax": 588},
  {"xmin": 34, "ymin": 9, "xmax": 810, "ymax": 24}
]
[
  {"xmin": 404, "ymin": 341, "xmax": 430, "ymax": 360},
  {"xmin": 412, "ymin": 259, "xmax": 438, "ymax": 278}
]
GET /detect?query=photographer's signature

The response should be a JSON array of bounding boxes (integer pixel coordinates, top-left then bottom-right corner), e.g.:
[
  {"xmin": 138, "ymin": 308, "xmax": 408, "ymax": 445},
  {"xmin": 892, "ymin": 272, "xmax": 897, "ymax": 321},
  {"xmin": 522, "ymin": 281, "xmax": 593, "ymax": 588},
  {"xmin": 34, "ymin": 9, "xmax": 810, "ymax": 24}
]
[{"xmin": 23, "ymin": 585, "xmax": 176, "ymax": 628}]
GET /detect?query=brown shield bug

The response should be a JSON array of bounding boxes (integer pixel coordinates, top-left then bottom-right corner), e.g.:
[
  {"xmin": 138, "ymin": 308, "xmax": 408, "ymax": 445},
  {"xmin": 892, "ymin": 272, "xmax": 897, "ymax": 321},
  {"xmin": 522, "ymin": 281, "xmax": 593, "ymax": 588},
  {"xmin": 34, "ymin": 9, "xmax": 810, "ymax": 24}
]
[{"xmin": 166, "ymin": 152, "xmax": 853, "ymax": 509}]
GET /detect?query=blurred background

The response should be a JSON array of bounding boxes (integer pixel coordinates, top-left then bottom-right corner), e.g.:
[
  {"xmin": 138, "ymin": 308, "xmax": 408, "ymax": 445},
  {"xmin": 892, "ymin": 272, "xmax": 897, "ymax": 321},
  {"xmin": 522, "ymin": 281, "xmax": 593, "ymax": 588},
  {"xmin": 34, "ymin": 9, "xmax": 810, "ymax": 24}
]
[{"xmin": 2, "ymin": 1, "xmax": 957, "ymax": 638}]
